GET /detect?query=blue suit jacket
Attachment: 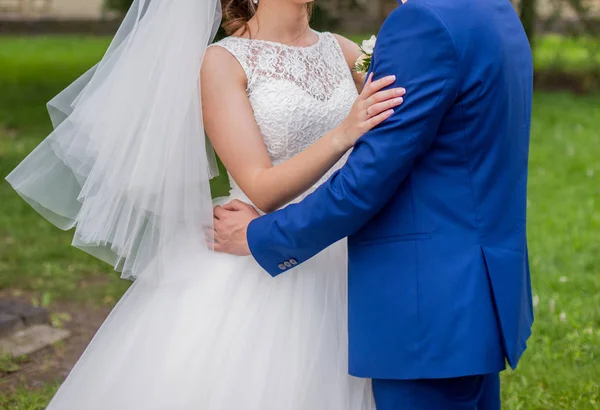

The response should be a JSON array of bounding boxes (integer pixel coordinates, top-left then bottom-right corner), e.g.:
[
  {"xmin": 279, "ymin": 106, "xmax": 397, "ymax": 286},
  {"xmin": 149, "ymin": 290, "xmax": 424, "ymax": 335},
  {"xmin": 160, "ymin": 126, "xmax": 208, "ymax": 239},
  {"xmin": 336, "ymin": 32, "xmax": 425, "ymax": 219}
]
[{"xmin": 248, "ymin": 0, "xmax": 534, "ymax": 380}]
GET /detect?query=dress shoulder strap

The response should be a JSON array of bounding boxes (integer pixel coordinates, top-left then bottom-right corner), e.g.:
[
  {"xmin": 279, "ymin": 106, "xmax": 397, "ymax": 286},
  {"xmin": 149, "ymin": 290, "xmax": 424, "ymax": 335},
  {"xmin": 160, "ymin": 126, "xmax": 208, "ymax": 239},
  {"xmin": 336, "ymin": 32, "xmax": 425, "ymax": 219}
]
[{"xmin": 210, "ymin": 37, "xmax": 255, "ymax": 85}]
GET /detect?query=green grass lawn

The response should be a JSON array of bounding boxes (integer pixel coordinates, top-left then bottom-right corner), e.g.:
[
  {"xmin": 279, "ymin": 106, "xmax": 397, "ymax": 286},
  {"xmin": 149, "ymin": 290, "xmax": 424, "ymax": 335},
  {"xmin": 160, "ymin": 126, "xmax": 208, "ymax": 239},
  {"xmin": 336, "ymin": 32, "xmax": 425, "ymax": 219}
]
[
  {"xmin": 534, "ymin": 35, "xmax": 600, "ymax": 73},
  {"xmin": 1, "ymin": 36, "xmax": 599, "ymax": 409}
]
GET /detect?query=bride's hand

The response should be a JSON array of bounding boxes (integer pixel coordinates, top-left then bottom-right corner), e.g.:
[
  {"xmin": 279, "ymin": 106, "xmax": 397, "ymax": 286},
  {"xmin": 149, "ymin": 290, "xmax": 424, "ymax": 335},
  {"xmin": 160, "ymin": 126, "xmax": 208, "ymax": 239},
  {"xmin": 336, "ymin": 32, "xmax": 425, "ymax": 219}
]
[{"xmin": 335, "ymin": 73, "xmax": 405, "ymax": 150}]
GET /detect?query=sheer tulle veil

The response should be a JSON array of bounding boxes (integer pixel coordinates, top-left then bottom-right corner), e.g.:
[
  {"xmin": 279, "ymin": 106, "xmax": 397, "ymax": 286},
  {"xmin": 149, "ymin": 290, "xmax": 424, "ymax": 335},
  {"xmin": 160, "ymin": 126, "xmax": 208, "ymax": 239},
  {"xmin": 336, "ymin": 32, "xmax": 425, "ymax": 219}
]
[{"xmin": 6, "ymin": 0, "xmax": 223, "ymax": 280}]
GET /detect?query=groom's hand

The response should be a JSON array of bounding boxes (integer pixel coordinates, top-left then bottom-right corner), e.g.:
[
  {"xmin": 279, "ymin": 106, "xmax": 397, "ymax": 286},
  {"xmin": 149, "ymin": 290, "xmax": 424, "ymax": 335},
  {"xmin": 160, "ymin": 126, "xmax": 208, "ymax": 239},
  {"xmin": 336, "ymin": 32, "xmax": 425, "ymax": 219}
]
[{"xmin": 213, "ymin": 200, "xmax": 259, "ymax": 256}]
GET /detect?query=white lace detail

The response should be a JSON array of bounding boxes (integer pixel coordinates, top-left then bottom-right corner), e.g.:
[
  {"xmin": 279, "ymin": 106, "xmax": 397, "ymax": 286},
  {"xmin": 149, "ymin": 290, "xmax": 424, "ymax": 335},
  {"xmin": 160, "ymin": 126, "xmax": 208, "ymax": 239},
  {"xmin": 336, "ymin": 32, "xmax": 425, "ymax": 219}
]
[{"xmin": 211, "ymin": 32, "xmax": 358, "ymax": 206}]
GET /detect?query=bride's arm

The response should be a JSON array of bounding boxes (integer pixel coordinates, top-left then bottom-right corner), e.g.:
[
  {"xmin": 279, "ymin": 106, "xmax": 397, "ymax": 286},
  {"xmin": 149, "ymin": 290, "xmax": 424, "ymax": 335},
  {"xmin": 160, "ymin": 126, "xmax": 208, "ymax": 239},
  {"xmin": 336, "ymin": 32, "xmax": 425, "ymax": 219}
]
[
  {"xmin": 333, "ymin": 34, "xmax": 367, "ymax": 91},
  {"xmin": 201, "ymin": 46, "xmax": 404, "ymax": 213}
]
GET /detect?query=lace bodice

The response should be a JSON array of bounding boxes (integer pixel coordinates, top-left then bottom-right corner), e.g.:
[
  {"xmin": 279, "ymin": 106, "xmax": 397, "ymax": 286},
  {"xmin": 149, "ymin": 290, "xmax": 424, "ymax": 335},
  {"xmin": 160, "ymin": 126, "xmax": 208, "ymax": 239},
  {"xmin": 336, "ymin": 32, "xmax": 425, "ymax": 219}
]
[{"xmin": 212, "ymin": 32, "xmax": 358, "ymax": 206}]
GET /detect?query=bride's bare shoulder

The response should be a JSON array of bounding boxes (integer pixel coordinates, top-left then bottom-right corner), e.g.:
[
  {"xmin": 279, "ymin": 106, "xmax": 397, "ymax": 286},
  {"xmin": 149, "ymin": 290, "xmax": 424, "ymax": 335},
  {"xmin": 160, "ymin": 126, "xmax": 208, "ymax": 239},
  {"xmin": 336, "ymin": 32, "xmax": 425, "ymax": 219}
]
[{"xmin": 201, "ymin": 43, "xmax": 246, "ymax": 86}]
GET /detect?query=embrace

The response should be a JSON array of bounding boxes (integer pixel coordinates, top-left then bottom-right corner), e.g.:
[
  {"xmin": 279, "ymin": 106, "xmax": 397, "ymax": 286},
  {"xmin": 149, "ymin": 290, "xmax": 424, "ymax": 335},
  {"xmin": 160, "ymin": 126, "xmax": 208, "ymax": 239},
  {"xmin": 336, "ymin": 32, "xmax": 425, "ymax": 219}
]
[{"xmin": 6, "ymin": 0, "xmax": 534, "ymax": 408}]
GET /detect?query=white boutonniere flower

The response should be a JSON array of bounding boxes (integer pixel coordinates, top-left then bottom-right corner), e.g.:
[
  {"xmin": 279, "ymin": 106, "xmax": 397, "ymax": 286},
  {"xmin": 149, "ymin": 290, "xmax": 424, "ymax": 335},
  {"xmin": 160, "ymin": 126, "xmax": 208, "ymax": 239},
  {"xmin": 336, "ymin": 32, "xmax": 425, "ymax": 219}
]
[{"xmin": 354, "ymin": 35, "xmax": 377, "ymax": 74}]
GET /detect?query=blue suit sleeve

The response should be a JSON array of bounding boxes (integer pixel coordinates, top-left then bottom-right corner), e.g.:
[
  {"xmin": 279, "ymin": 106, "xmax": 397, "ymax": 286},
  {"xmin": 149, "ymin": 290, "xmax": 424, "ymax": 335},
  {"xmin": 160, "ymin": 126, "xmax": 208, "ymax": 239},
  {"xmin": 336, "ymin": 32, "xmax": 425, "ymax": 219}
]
[{"xmin": 248, "ymin": 2, "xmax": 461, "ymax": 277}]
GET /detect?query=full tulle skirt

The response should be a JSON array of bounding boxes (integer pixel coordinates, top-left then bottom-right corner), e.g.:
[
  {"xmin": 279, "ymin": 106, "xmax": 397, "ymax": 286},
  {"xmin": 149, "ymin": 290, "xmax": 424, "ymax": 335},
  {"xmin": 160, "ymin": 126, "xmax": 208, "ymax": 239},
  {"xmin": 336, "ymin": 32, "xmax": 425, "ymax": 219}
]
[{"xmin": 45, "ymin": 230, "xmax": 375, "ymax": 410}]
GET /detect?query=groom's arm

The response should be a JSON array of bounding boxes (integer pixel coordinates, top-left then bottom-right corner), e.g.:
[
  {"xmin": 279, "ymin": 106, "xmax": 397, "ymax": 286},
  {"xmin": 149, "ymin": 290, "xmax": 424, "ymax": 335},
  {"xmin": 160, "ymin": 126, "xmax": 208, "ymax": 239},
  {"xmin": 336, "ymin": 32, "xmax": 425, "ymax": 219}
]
[{"xmin": 248, "ymin": 2, "xmax": 461, "ymax": 276}]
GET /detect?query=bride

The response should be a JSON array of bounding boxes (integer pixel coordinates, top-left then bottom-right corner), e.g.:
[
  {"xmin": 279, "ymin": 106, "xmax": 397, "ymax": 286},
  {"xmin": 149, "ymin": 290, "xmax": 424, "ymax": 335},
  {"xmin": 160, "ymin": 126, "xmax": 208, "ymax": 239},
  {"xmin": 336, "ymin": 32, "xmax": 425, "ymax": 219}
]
[{"xmin": 6, "ymin": 0, "xmax": 405, "ymax": 408}]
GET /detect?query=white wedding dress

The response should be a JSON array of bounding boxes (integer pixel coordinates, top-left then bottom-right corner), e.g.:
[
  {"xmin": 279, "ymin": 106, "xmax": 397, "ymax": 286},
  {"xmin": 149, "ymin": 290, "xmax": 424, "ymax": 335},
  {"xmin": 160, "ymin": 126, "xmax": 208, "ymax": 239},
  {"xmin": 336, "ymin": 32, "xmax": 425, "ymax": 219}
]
[{"xmin": 45, "ymin": 32, "xmax": 376, "ymax": 410}]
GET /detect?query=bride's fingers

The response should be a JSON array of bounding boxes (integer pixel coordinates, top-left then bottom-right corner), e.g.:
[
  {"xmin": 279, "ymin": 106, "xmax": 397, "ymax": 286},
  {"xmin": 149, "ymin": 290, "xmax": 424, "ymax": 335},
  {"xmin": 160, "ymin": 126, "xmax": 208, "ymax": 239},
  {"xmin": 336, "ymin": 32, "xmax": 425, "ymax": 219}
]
[
  {"xmin": 367, "ymin": 87, "xmax": 406, "ymax": 106},
  {"xmin": 361, "ymin": 75, "xmax": 396, "ymax": 99},
  {"xmin": 366, "ymin": 108, "xmax": 395, "ymax": 130},
  {"xmin": 367, "ymin": 96, "xmax": 404, "ymax": 118}
]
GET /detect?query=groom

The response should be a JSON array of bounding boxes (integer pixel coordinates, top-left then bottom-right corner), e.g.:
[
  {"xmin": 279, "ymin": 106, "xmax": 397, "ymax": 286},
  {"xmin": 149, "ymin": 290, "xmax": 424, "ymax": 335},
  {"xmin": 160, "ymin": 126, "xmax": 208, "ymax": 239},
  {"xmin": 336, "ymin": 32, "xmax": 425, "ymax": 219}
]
[{"xmin": 214, "ymin": 0, "xmax": 534, "ymax": 408}]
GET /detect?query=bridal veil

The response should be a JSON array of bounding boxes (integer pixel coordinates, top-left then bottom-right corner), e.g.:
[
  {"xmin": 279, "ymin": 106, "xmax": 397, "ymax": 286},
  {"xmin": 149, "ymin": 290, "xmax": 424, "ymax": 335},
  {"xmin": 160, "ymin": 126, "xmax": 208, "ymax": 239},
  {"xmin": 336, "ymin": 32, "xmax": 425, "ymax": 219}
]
[{"xmin": 6, "ymin": 0, "xmax": 222, "ymax": 280}]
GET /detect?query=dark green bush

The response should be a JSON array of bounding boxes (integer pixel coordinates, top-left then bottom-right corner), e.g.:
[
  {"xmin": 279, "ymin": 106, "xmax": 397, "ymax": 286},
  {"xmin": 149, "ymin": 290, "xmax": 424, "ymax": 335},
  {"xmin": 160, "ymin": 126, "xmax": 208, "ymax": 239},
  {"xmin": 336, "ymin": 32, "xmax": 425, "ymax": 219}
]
[{"xmin": 105, "ymin": 0, "xmax": 133, "ymax": 13}]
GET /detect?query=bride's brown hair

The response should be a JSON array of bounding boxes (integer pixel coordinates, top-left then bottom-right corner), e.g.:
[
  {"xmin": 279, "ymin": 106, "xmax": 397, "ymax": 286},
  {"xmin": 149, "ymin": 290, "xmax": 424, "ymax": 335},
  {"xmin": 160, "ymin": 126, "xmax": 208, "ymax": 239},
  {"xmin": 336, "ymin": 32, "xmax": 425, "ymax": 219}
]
[{"xmin": 221, "ymin": 0, "xmax": 314, "ymax": 36}]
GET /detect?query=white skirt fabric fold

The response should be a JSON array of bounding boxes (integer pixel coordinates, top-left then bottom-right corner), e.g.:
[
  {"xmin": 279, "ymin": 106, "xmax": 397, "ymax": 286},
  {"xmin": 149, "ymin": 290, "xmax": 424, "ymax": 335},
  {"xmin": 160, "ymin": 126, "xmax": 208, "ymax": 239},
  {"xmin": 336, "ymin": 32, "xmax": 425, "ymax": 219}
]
[{"xmin": 45, "ymin": 201, "xmax": 375, "ymax": 410}]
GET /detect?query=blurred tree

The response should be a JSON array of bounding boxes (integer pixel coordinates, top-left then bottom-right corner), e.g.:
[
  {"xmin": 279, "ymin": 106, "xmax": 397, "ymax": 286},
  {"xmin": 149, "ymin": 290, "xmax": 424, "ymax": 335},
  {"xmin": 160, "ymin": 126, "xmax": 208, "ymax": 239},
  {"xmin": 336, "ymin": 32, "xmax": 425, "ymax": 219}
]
[
  {"xmin": 106, "ymin": 0, "xmax": 132, "ymax": 13},
  {"xmin": 520, "ymin": 0, "xmax": 537, "ymax": 45},
  {"xmin": 311, "ymin": 4, "xmax": 336, "ymax": 31}
]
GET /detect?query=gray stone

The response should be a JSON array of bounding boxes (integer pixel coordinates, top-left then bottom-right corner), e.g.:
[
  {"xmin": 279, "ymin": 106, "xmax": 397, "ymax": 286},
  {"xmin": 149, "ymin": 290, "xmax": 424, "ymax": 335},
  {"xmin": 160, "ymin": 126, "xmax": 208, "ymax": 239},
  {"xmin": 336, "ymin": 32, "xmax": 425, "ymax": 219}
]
[
  {"xmin": 0, "ymin": 299, "xmax": 50, "ymax": 327},
  {"xmin": 0, "ymin": 313, "xmax": 23, "ymax": 337},
  {"xmin": 19, "ymin": 305, "xmax": 50, "ymax": 326},
  {"xmin": 0, "ymin": 324, "xmax": 71, "ymax": 357}
]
